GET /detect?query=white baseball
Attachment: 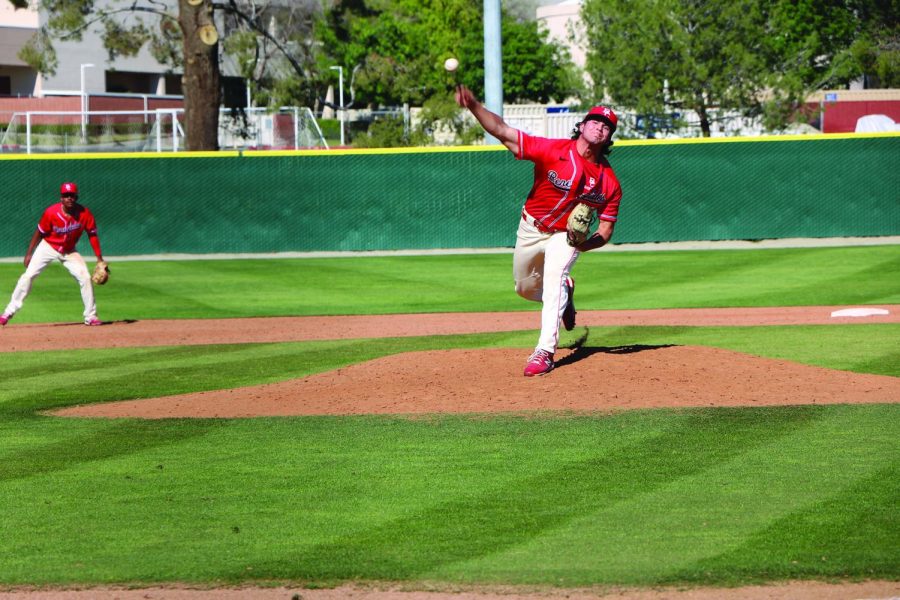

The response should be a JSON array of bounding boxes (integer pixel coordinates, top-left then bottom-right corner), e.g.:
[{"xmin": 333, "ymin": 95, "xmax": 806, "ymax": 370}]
[{"xmin": 444, "ymin": 57, "xmax": 459, "ymax": 72}]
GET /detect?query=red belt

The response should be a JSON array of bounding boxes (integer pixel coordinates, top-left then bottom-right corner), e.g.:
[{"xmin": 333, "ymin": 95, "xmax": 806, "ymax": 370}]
[{"xmin": 521, "ymin": 211, "xmax": 555, "ymax": 234}]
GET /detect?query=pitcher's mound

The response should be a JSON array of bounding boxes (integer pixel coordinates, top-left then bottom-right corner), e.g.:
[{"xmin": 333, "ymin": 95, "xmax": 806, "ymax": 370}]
[{"xmin": 51, "ymin": 345, "xmax": 899, "ymax": 419}]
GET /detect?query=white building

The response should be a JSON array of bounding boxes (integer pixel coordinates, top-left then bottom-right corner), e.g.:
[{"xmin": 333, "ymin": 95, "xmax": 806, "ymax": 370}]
[
  {"xmin": 0, "ymin": 1, "xmax": 39, "ymax": 96},
  {"xmin": 535, "ymin": 0, "xmax": 585, "ymax": 70},
  {"xmin": 0, "ymin": 0, "xmax": 186, "ymax": 99},
  {"xmin": 0, "ymin": 0, "xmax": 254, "ymax": 105}
]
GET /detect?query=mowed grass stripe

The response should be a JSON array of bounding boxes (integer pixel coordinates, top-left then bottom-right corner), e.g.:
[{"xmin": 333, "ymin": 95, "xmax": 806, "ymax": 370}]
[
  {"xmin": 676, "ymin": 463, "xmax": 900, "ymax": 583},
  {"xmin": 0, "ymin": 245, "xmax": 898, "ymax": 323},
  {"xmin": 270, "ymin": 408, "xmax": 825, "ymax": 583},
  {"xmin": 430, "ymin": 405, "xmax": 897, "ymax": 585},
  {"xmin": 1, "ymin": 407, "xmax": 896, "ymax": 585},
  {"xmin": 2, "ymin": 415, "xmax": 655, "ymax": 583},
  {"xmin": 0, "ymin": 419, "xmax": 222, "ymax": 484}
]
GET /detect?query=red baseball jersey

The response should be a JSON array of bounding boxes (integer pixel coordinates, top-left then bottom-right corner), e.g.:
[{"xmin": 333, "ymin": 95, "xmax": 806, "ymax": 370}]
[
  {"xmin": 515, "ymin": 130, "xmax": 623, "ymax": 231},
  {"xmin": 37, "ymin": 202, "xmax": 98, "ymax": 254}
]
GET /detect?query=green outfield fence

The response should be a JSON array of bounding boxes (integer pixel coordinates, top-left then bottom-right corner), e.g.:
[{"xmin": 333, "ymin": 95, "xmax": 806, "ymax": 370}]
[{"xmin": 0, "ymin": 133, "xmax": 897, "ymax": 257}]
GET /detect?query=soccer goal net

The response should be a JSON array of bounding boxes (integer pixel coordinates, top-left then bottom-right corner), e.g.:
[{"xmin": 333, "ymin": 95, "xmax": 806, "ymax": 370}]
[
  {"xmin": 0, "ymin": 109, "xmax": 185, "ymax": 154},
  {"xmin": 218, "ymin": 107, "xmax": 328, "ymax": 150},
  {"xmin": 0, "ymin": 106, "xmax": 327, "ymax": 154}
]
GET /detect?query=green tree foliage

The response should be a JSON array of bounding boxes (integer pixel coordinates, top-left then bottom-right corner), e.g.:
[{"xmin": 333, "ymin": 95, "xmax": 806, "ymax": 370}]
[
  {"xmin": 582, "ymin": 0, "xmax": 770, "ymax": 137},
  {"xmin": 17, "ymin": 28, "xmax": 56, "ymax": 74},
  {"xmin": 831, "ymin": 0, "xmax": 900, "ymax": 88},
  {"xmin": 751, "ymin": 0, "xmax": 896, "ymax": 127},
  {"xmin": 481, "ymin": 17, "xmax": 582, "ymax": 103},
  {"xmin": 582, "ymin": 0, "xmax": 899, "ymax": 137},
  {"xmin": 762, "ymin": 0, "xmax": 862, "ymax": 128},
  {"xmin": 10, "ymin": 0, "xmax": 578, "ymax": 148},
  {"xmin": 318, "ymin": 0, "xmax": 579, "ymax": 108}
]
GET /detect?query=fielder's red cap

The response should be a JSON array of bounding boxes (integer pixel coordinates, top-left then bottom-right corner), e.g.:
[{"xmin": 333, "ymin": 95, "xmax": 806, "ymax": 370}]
[
  {"xmin": 60, "ymin": 182, "xmax": 78, "ymax": 196},
  {"xmin": 585, "ymin": 106, "xmax": 618, "ymax": 131}
]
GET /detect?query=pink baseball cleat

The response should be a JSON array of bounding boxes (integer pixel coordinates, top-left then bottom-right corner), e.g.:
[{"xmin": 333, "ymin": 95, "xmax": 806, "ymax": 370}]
[
  {"xmin": 524, "ymin": 349, "xmax": 554, "ymax": 377},
  {"xmin": 0, "ymin": 314, "xmax": 9, "ymax": 326},
  {"xmin": 85, "ymin": 317, "xmax": 103, "ymax": 326}
]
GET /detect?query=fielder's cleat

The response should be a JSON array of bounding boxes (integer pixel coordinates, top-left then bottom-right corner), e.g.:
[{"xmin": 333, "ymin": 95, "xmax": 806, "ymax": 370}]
[
  {"xmin": 524, "ymin": 349, "xmax": 554, "ymax": 377},
  {"xmin": 562, "ymin": 276, "xmax": 576, "ymax": 331},
  {"xmin": 84, "ymin": 317, "xmax": 103, "ymax": 326},
  {"xmin": 0, "ymin": 314, "xmax": 9, "ymax": 326}
]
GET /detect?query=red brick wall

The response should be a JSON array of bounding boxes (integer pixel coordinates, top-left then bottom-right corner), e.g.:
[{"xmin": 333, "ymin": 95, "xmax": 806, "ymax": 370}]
[
  {"xmin": 0, "ymin": 96, "xmax": 82, "ymax": 125},
  {"xmin": 87, "ymin": 96, "xmax": 184, "ymax": 123},
  {"xmin": 0, "ymin": 95, "xmax": 184, "ymax": 125},
  {"xmin": 89, "ymin": 96, "xmax": 183, "ymax": 111}
]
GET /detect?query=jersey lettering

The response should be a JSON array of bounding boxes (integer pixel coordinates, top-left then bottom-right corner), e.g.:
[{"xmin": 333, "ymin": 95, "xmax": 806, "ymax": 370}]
[
  {"xmin": 52, "ymin": 222, "xmax": 83, "ymax": 235},
  {"xmin": 577, "ymin": 188, "xmax": 607, "ymax": 205},
  {"xmin": 547, "ymin": 170, "xmax": 572, "ymax": 191}
]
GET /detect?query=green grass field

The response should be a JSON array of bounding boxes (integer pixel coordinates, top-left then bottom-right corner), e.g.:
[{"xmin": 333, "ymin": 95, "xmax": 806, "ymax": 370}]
[{"xmin": 0, "ymin": 245, "xmax": 897, "ymax": 590}]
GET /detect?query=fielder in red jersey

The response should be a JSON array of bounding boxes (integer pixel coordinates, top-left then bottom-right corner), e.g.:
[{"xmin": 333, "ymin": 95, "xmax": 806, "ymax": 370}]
[
  {"xmin": 1, "ymin": 182, "xmax": 106, "ymax": 327},
  {"xmin": 455, "ymin": 85, "xmax": 623, "ymax": 376}
]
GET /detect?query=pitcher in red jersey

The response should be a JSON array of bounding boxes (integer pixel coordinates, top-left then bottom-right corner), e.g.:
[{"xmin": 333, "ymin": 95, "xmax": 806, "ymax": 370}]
[
  {"xmin": 455, "ymin": 85, "xmax": 623, "ymax": 376},
  {"xmin": 1, "ymin": 182, "xmax": 106, "ymax": 327}
]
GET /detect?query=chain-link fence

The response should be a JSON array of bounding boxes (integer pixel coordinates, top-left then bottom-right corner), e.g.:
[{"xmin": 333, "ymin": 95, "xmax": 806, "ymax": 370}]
[{"xmin": 0, "ymin": 134, "xmax": 896, "ymax": 257}]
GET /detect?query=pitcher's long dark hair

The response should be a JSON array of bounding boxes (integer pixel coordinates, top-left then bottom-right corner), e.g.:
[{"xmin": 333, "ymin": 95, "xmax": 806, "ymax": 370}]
[{"xmin": 571, "ymin": 120, "xmax": 614, "ymax": 156}]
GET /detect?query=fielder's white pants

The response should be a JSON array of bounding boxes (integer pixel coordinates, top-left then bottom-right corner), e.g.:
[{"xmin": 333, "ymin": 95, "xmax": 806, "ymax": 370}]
[
  {"xmin": 3, "ymin": 239, "xmax": 97, "ymax": 323},
  {"xmin": 513, "ymin": 217, "xmax": 578, "ymax": 354}
]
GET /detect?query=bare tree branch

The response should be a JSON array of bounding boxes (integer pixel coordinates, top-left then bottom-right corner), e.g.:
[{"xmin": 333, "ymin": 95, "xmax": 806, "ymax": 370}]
[{"xmin": 223, "ymin": 0, "xmax": 310, "ymax": 80}]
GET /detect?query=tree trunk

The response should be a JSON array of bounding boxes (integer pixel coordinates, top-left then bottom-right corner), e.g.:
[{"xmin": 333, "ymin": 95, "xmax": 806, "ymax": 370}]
[
  {"xmin": 179, "ymin": 0, "xmax": 220, "ymax": 151},
  {"xmin": 697, "ymin": 105, "xmax": 711, "ymax": 137},
  {"xmin": 696, "ymin": 93, "xmax": 711, "ymax": 137}
]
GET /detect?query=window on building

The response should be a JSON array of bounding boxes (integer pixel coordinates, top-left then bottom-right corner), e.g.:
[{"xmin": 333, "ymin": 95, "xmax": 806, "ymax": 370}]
[
  {"xmin": 105, "ymin": 71, "xmax": 158, "ymax": 94},
  {"xmin": 164, "ymin": 74, "xmax": 182, "ymax": 96},
  {"xmin": 0, "ymin": 76, "xmax": 11, "ymax": 96}
]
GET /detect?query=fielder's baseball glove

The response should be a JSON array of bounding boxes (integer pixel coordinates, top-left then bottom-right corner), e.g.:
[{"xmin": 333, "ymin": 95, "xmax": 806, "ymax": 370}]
[
  {"xmin": 566, "ymin": 203, "xmax": 595, "ymax": 247},
  {"xmin": 91, "ymin": 261, "xmax": 110, "ymax": 285}
]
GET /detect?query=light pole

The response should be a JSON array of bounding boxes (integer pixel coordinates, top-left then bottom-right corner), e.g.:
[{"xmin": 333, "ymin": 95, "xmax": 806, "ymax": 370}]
[
  {"xmin": 80, "ymin": 63, "xmax": 95, "ymax": 142},
  {"xmin": 483, "ymin": 0, "xmax": 502, "ymax": 144},
  {"xmin": 329, "ymin": 65, "xmax": 344, "ymax": 146}
]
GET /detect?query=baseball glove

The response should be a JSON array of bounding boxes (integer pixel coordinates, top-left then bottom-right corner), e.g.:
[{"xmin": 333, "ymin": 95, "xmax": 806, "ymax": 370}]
[
  {"xmin": 566, "ymin": 203, "xmax": 595, "ymax": 247},
  {"xmin": 91, "ymin": 261, "xmax": 110, "ymax": 285}
]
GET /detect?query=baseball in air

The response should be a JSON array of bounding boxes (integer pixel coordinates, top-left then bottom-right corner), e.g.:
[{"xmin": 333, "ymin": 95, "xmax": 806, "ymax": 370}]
[{"xmin": 444, "ymin": 57, "xmax": 459, "ymax": 72}]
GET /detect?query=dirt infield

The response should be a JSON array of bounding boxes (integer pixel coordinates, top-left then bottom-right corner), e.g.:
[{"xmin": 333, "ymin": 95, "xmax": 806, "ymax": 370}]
[
  {"xmin": 6, "ymin": 305, "xmax": 900, "ymax": 599},
  {"xmin": 51, "ymin": 345, "xmax": 900, "ymax": 419},
  {"xmin": 10, "ymin": 304, "xmax": 891, "ymax": 419},
  {"xmin": 3, "ymin": 305, "xmax": 899, "ymax": 354}
]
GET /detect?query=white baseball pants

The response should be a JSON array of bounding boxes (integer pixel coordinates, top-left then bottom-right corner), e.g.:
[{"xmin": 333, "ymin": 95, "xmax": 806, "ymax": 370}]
[
  {"xmin": 513, "ymin": 216, "xmax": 578, "ymax": 354},
  {"xmin": 3, "ymin": 239, "xmax": 97, "ymax": 323}
]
